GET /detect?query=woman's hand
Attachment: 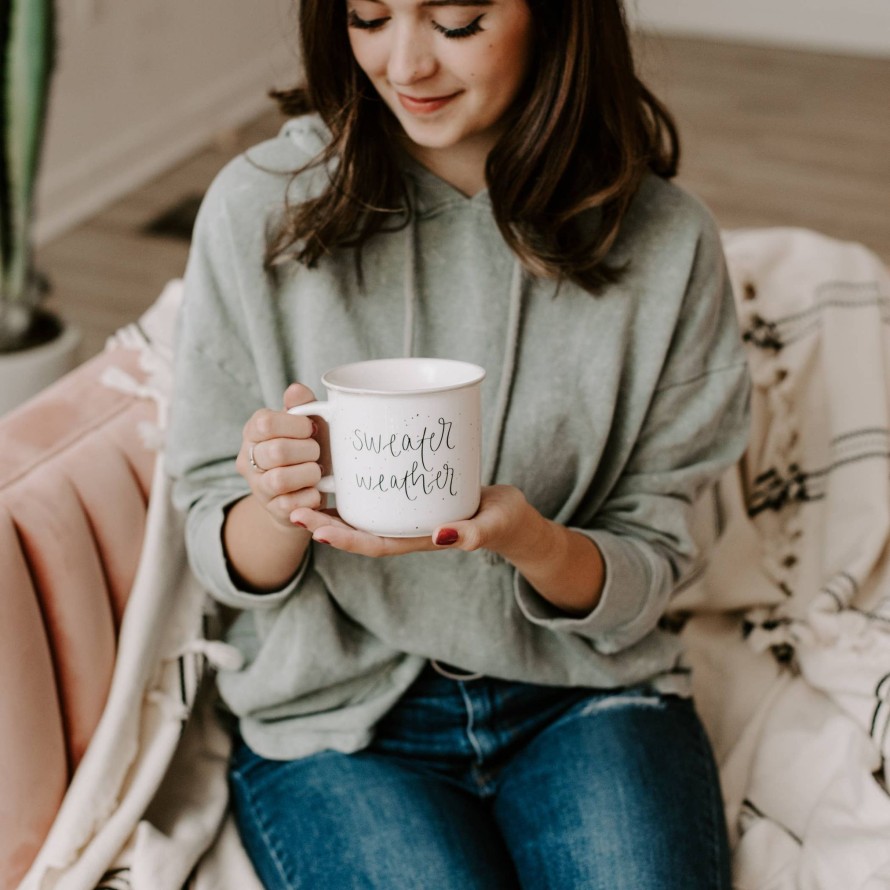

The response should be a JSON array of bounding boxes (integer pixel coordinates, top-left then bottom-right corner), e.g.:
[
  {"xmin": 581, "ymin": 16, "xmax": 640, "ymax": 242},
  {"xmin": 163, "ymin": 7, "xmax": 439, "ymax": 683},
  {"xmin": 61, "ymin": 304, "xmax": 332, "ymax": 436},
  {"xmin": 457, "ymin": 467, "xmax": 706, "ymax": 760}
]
[
  {"xmin": 223, "ymin": 383, "xmax": 330, "ymax": 592},
  {"xmin": 236, "ymin": 383, "xmax": 328, "ymax": 528},
  {"xmin": 291, "ymin": 483, "xmax": 605, "ymax": 615},
  {"xmin": 290, "ymin": 484, "xmax": 528, "ymax": 556}
]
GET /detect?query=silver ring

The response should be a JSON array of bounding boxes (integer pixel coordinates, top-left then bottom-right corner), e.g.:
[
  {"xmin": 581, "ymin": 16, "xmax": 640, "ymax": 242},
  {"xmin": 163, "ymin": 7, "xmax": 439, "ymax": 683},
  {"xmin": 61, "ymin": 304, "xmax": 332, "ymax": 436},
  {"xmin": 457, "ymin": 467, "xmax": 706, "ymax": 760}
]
[{"xmin": 248, "ymin": 444, "xmax": 265, "ymax": 474}]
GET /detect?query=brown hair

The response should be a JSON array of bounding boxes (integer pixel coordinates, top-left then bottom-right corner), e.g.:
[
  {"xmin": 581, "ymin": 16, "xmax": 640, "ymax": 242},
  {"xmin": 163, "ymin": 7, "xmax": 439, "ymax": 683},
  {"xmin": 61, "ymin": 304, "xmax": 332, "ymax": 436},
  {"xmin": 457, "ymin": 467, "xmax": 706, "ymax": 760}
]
[{"xmin": 268, "ymin": 0, "xmax": 679, "ymax": 294}]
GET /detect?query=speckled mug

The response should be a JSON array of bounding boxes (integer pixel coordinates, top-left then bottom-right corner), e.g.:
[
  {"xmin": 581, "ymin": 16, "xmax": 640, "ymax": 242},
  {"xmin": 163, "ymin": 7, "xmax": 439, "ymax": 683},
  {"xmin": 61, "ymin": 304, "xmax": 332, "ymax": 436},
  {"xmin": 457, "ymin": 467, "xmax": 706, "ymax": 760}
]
[{"xmin": 289, "ymin": 358, "xmax": 485, "ymax": 537}]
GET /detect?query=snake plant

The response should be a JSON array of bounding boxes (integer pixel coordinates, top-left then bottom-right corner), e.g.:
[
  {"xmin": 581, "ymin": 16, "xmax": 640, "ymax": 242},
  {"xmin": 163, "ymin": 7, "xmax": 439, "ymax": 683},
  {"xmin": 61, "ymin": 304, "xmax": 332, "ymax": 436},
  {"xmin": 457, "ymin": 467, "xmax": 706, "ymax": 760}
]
[{"xmin": 0, "ymin": 0, "xmax": 56, "ymax": 353}]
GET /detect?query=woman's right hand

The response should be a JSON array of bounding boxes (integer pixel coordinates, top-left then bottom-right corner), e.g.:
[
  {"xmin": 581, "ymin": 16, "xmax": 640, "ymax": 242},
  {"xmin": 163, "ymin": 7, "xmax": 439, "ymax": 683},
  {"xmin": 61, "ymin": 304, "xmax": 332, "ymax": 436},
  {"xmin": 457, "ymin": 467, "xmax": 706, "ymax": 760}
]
[{"xmin": 235, "ymin": 383, "xmax": 327, "ymax": 528}]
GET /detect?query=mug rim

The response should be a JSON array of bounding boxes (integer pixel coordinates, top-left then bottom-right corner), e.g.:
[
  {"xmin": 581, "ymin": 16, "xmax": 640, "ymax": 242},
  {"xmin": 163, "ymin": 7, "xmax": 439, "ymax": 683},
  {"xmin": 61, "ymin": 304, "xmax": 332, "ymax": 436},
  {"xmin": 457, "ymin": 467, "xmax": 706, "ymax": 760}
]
[{"xmin": 321, "ymin": 357, "xmax": 486, "ymax": 396}]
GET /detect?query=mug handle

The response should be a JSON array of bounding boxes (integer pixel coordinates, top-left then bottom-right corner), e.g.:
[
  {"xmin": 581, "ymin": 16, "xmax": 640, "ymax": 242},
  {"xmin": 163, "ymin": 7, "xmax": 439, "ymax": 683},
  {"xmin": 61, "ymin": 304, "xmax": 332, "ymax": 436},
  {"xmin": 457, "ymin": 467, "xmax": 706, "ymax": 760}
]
[{"xmin": 288, "ymin": 401, "xmax": 336, "ymax": 494}]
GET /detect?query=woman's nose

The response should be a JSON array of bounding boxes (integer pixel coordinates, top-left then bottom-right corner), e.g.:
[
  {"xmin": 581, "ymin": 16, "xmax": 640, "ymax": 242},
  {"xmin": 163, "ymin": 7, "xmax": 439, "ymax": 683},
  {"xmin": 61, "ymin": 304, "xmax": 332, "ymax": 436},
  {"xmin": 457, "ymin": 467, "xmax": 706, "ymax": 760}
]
[{"xmin": 386, "ymin": 23, "xmax": 437, "ymax": 85}]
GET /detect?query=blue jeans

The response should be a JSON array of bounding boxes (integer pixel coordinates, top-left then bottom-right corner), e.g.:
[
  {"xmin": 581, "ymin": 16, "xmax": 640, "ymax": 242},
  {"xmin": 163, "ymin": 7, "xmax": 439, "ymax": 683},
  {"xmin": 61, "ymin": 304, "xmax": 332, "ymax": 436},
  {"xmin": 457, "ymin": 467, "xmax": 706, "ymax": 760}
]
[{"xmin": 229, "ymin": 664, "xmax": 731, "ymax": 889}]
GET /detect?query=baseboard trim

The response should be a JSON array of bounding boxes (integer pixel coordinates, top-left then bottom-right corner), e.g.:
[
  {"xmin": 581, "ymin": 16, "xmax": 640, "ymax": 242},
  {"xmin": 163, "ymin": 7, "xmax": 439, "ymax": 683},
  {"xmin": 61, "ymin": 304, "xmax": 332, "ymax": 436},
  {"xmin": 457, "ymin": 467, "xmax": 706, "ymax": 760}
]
[{"xmin": 34, "ymin": 45, "xmax": 296, "ymax": 245}]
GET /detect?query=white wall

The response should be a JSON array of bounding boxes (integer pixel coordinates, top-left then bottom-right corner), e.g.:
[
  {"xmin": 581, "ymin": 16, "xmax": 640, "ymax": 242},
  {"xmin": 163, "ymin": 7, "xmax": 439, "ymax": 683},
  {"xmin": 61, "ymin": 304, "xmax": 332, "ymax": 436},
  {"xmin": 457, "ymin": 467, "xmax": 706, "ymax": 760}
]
[
  {"xmin": 628, "ymin": 0, "xmax": 890, "ymax": 57},
  {"xmin": 35, "ymin": 0, "xmax": 299, "ymax": 243}
]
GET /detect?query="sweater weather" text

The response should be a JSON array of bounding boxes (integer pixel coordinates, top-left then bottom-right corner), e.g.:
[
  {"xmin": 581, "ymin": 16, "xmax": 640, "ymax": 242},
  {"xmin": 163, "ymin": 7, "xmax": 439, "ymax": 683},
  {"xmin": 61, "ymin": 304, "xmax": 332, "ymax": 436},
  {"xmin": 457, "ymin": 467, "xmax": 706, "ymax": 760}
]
[{"xmin": 351, "ymin": 417, "xmax": 459, "ymax": 501}]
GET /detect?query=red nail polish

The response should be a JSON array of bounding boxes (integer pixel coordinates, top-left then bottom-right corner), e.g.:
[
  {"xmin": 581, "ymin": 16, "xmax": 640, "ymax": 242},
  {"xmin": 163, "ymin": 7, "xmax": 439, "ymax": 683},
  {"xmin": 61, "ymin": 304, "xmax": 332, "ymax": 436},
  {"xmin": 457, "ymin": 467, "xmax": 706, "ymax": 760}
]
[
  {"xmin": 315, "ymin": 538, "xmax": 330, "ymax": 545},
  {"xmin": 293, "ymin": 521, "xmax": 307, "ymax": 528},
  {"xmin": 435, "ymin": 528, "xmax": 459, "ymax": 546}
]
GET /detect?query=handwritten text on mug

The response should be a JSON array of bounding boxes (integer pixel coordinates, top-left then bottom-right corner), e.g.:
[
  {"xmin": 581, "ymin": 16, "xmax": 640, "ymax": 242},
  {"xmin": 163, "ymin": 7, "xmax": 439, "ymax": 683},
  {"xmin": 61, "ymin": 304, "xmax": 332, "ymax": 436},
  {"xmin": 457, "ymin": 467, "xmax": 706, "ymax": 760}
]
[{"xmin": 352, "ymin": 417, "xmax": 459, "ymax": 501}]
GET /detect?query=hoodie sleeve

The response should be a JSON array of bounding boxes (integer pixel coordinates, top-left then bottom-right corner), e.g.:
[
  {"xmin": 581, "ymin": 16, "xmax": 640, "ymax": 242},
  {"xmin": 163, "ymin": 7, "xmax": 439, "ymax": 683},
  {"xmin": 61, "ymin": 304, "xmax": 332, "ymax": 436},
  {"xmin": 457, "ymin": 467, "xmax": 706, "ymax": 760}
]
[
  {"xmin": 514, "ymin": 215, "xmax": 751, "ymax": 653},
  {"xmin": 165, "ymin": 159, "xmax": 309, "ymax": 610}
]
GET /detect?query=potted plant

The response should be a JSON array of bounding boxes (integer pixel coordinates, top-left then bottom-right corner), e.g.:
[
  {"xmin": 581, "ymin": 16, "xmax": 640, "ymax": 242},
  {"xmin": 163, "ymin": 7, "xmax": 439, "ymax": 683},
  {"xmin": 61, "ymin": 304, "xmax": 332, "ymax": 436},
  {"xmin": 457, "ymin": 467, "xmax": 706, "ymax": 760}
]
[{"xmin": 1, "ymin": 0, "xmax": 80, "ymax": 415}]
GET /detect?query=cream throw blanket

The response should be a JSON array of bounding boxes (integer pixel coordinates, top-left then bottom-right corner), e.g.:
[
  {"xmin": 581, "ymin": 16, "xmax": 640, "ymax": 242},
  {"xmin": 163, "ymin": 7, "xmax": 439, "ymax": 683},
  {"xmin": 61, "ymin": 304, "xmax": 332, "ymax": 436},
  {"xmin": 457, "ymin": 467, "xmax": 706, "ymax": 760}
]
[
  {"xmin": 677, "ymin": 228, "xmax": 890, "ymax": 889},
  {"xmin": 19, "ymin": 229, "xmax": 890, "ymax": 890}
]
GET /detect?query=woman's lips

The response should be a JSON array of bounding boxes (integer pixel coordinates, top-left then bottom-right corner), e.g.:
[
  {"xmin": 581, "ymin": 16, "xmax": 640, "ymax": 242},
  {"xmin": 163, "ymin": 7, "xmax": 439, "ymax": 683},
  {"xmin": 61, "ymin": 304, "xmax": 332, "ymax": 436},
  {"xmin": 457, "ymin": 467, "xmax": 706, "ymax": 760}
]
[{"xmin": 396, "ymin": 92, "xmax": 460, "ymax": 114}]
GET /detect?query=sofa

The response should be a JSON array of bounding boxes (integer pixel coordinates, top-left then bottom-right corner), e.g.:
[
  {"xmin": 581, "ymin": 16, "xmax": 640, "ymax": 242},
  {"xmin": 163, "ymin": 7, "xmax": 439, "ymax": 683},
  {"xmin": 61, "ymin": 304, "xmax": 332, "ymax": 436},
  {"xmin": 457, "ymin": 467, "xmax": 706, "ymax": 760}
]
[
  {"xmin": 3, "ymin": 230, "xmax": 890, "ymax": 890},
  {"xmin": 1, "ymin": 343, "xmax": 156, "ymax": 889}
]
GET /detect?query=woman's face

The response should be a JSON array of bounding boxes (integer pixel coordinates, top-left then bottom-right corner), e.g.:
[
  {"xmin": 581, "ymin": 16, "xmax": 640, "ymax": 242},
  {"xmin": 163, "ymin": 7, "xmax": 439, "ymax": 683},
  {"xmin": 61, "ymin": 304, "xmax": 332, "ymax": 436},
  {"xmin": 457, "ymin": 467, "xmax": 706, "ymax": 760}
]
[{"xmin": 346, "ymin": 0, "xmax": 533, "ymax": 172}]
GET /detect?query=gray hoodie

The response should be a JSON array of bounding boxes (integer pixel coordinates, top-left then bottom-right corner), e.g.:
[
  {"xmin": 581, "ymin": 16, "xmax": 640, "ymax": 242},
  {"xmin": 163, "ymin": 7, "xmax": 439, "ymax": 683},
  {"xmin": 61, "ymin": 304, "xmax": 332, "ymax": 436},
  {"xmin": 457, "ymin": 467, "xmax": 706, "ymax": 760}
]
[{"xmin": 166, "ymin": 115, "xmax": 751, "ymax": 759}]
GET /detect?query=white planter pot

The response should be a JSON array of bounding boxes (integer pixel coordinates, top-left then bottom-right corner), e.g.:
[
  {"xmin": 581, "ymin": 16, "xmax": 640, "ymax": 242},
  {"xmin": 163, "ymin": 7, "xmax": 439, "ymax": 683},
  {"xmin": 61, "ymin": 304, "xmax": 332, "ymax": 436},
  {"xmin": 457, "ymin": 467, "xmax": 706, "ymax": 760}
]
[{"xmin": 0, "ymin": 321, "xmax": 82, "ymax": 416}]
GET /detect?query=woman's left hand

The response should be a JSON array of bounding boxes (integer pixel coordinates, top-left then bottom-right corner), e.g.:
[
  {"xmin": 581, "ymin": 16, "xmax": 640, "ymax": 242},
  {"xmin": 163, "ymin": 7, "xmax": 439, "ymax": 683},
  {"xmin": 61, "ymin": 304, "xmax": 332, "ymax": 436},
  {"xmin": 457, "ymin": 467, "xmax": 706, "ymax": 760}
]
[
  {"xmin": 292, "ymin": 483, "xmax": 605, "ymax": 614},
  {"xmin": 289, "ymin": 484, "xmax": 530, "ymax": 558}
]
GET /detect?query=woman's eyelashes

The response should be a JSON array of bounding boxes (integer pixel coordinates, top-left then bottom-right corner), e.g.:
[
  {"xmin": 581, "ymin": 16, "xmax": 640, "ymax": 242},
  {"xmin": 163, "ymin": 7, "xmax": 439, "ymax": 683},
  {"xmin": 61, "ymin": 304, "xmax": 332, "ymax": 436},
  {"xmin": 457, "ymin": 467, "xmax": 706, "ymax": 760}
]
[
  {"xmin": 432, "ymin": 14, "xmax": 485, "ymax": 39},
  {"xmin": 347, "ymin": 9, "xmax": 388, "ymax": 30},
  {"xmin": 347, "ymin": 9, "xmax": 486, "ymax": 39}
]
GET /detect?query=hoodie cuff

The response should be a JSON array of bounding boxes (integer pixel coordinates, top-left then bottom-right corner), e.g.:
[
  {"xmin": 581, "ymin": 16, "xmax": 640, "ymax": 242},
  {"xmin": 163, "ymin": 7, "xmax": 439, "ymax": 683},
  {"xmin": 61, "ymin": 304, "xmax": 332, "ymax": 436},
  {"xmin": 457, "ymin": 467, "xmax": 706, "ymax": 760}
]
[
  {"xmin": 190, "ymin": 495, "xmax": 310, "ymax": 610},
  {"xmin": 513, "ymin": 527, "xmax": 667, "ymax": 652}
]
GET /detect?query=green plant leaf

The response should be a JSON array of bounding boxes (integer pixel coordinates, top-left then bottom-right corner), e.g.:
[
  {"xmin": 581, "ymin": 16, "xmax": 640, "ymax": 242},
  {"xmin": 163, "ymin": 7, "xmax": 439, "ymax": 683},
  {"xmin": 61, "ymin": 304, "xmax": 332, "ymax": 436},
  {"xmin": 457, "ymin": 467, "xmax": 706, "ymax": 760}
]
[{"xmin": 3, "ymin": 0, "xmax": 55, "ymax": 304}]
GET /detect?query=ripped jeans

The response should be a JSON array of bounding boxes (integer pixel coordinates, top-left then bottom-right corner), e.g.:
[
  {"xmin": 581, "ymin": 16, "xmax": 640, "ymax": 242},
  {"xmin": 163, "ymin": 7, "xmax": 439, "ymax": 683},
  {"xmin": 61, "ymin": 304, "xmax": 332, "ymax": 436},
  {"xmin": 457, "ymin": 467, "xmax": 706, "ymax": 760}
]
[{"xmin": 229, "ymin": 663, "xmax": 732, "ymax": 890}]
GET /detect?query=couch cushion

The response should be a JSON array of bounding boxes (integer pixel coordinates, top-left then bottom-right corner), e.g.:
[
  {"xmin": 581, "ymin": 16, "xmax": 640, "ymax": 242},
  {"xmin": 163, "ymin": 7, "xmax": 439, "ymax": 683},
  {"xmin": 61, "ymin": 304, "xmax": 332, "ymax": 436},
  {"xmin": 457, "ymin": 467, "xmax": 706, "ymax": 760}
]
[{"xmin": 0, "ymin": 346, "xmax": 157, "ymax": 889}]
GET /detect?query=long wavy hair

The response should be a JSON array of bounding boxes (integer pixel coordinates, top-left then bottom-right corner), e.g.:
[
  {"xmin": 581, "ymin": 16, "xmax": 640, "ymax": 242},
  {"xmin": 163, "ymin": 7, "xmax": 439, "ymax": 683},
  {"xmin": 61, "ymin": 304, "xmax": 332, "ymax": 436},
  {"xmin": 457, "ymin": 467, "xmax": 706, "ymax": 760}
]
[{"xmin": 268, "ymin": 0, "xmax": 679, "ymax": 294}]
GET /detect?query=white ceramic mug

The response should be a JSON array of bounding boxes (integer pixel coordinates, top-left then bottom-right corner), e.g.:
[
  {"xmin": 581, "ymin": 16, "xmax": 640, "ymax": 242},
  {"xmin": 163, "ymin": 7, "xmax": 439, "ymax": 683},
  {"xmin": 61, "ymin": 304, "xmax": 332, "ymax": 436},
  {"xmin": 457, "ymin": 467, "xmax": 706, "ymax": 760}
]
[{"xmin": 289, "ymin": 358, "xmax": 486, "ymax": 537}]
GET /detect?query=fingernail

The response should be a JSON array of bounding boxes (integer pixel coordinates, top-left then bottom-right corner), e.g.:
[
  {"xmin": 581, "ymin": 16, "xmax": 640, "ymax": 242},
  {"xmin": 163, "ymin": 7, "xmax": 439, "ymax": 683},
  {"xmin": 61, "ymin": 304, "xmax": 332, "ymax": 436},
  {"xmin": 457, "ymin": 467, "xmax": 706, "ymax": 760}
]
[
  {"xmin": 435, "ymin": 528, "xmax": 459, "ymax": 546},
  {"xmin": 293, "ymin": 521, "xmax": 307, "ymax": 528},
  {"xmin": 311, "ymin": 421, "xmax": 318, "ymax": 437},
  {"xmin": 315, "ymin": 538, "xmax": 330, "ymax": 545}
]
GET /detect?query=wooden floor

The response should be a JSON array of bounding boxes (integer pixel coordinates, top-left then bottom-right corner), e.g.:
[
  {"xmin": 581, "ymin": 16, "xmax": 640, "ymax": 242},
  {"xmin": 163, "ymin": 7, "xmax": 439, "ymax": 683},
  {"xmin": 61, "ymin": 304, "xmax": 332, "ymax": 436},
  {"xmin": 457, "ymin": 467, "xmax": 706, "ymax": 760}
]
[{"xmin": 39, "ymin": 35, "xmax": 890, "ymax": 363}]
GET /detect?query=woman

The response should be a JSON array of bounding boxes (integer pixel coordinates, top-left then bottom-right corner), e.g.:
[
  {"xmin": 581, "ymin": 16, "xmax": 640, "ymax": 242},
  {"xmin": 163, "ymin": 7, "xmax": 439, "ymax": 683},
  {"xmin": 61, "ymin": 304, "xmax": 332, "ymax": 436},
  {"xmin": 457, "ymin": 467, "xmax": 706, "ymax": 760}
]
[{"xmin": 167, "ymin": 0, "xmax": 750, "ymax": 886}]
